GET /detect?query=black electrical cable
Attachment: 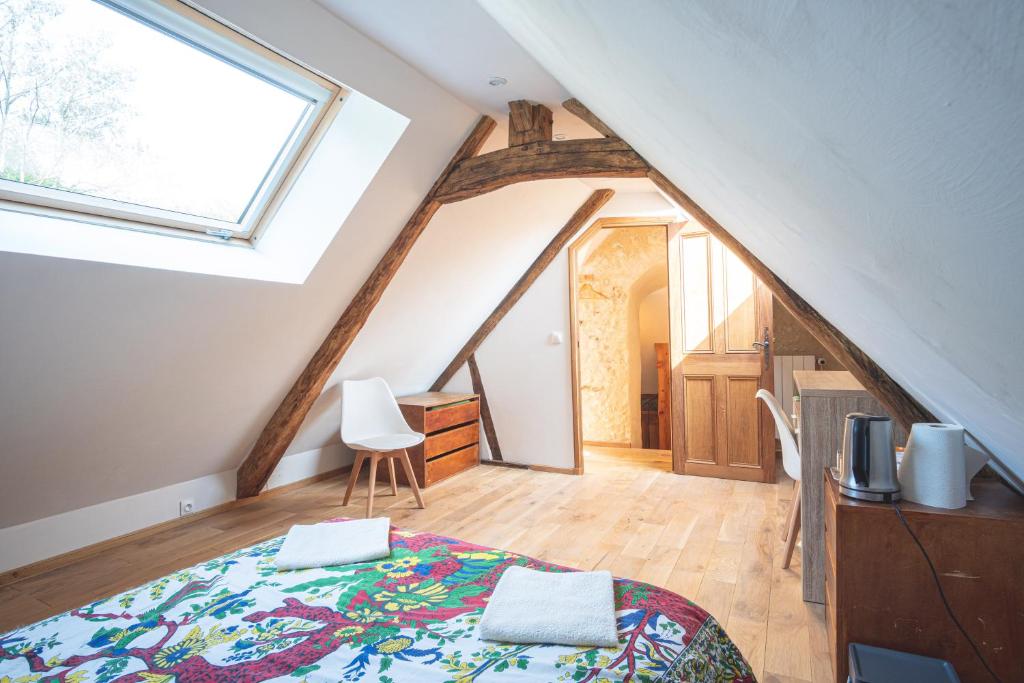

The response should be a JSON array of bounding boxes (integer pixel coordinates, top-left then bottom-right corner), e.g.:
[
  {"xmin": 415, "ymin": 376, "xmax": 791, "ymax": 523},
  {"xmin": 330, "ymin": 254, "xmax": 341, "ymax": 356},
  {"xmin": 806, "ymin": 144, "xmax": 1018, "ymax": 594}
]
[{"xmin": 891, "ymin": 501, "xmax": 1003, "ymax": 683}]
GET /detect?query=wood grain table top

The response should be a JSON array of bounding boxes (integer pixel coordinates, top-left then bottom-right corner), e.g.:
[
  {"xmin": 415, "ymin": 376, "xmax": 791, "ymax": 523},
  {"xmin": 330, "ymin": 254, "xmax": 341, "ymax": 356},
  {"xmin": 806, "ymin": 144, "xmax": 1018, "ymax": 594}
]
[
  {"xmin": 397, "ymin": 392, "xmax": 478, "ymax": 408},
  {"xmin": 793, "ymin": 370, "xmax": 869, "ymax": 397}
]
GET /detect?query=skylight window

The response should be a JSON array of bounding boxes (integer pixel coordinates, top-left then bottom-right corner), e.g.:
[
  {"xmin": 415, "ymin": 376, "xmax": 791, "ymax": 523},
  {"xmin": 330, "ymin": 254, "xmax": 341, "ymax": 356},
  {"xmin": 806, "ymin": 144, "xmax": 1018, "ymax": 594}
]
[{"xmin": 0, "ymin": 0, "xmax": 342, "ymax": 241}]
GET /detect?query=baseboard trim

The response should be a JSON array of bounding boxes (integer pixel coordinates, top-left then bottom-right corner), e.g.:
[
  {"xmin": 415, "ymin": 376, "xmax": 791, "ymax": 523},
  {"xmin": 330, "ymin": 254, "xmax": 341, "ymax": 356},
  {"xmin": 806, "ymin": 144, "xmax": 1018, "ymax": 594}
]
[
  {"xmin": 529, "ymin": 464, "xmax": 582, "ymax": 475},
  {"xmin": 479, "ymin": 459, "xmax": 529, "ymax": 470},
  {"xmin": 583, "ymin": 440, "xmax": 631, "ymax": 448},
  {"xmin": 0, "ymin": 465, "xmax": 350, "ymax": 588},
  {"xmin": 479, "ymin": 459, "xmax": 579, "ymax": 475}
]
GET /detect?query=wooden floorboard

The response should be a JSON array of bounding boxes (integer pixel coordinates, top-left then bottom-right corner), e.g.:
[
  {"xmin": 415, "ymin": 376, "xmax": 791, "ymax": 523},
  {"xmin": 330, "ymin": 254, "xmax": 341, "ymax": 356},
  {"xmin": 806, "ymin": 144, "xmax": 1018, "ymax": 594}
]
[{"xmin": 0, "ymin": 445, "xmax": 830, "ymax": 682}]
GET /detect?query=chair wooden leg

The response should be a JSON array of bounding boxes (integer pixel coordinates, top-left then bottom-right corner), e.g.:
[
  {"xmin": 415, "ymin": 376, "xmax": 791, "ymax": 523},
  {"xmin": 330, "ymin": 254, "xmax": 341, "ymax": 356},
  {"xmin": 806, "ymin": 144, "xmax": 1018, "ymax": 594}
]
[
  {"xmin": 398, "ymin": 449, "xmax": 425, "ymax": 509},
  {"xmin": 782, "ymin": 481, "xmax": 802, "ymax": 569},
  {"xmin": 386, "ymin": 456, "xmax": 398, "ymax": 495},
  {"xmin": 343, "ymin": 451, "xmax": 366, "ymax": 506},
  {"xmin": 366, "ymin": 454, "xmax": 379, "ymax": 518},
  {"xmin": 781, "ymin": 479, "xmax": 799, "ymax": 541}
]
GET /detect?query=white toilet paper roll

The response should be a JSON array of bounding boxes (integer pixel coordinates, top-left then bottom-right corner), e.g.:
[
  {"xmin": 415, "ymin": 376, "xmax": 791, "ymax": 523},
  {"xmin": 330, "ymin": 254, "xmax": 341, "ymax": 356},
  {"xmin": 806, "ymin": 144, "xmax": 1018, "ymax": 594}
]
[{"xmin": 899, "ymin": 423, "xmax": 967, "ymax": 509}]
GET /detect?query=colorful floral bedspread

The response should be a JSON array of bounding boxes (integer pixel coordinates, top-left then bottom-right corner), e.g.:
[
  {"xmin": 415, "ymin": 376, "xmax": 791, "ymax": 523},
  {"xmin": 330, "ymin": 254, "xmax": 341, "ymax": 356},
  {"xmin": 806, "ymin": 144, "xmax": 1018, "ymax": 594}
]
[{"xmin": 0, "ymin": 522, "xmax": 754, "ymax": 682}]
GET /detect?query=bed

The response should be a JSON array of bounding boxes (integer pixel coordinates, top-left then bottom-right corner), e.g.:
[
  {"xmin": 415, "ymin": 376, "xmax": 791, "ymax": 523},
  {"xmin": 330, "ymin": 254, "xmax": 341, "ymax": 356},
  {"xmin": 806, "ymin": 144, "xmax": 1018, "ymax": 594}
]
[{"xmin": 0, "ymin": 522, "xmax": 754, "ymax": 682}]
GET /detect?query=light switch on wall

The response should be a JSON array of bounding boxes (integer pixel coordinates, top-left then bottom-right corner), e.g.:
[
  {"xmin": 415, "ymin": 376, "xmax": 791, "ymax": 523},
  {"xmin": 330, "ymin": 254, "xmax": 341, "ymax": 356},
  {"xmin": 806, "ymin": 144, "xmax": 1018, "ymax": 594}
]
[{"xmin": 548, "ymin": 332, "xmax": 563, "ymax": 345}]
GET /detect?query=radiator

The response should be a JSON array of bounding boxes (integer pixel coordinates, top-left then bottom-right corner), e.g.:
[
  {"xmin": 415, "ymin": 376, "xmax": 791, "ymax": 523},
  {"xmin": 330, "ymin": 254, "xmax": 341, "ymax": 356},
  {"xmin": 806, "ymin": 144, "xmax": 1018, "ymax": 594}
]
[{"xmin": 774, "ymin": 355, "xmax": 817, "ymax": 416}]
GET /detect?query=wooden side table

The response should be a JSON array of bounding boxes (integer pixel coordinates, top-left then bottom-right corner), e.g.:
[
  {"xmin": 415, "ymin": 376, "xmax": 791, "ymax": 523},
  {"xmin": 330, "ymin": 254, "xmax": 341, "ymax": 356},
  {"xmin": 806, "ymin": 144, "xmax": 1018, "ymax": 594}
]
[
  {"xmin": 378, "ymin": 391, "xmax": 480, "ymax": 487},
  {"xmin": 824, "ymin": 470, "xmax": 1024, "ymax": 682}
]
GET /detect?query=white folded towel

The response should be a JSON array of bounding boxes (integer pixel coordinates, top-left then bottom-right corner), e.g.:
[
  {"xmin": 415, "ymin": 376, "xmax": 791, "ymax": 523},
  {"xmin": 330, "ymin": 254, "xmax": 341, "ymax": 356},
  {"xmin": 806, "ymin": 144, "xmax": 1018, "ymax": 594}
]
[
  {"xmin": 275, "ymin": 518, "xmax": 391, "ymax": 570},
  {"xmin": 479, "ymin": 566, "xmax": 619, "ymax": 647}
]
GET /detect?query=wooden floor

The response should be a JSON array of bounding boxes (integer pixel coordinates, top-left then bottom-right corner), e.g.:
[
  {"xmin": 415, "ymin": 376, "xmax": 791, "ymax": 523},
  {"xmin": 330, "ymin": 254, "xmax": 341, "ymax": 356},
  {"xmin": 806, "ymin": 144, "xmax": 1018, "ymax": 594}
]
[{"xmin": 0, "ymin": 446, "xmax": 830, "ymax": 683}]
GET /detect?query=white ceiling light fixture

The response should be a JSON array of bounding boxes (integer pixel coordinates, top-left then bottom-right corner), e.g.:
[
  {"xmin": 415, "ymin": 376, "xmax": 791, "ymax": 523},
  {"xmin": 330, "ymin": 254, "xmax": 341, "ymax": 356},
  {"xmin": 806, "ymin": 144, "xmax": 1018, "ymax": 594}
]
[{"xmin": 488, "ymin": 76, "xmax": 508, "ymax": 86}]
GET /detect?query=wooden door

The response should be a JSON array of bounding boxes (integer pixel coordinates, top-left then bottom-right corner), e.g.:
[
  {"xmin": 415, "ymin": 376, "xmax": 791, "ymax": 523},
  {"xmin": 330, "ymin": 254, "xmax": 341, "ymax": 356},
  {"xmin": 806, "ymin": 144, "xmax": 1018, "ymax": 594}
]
[
  {"xmin": 667, "ymin": 222, "xmax": 775, "ymax": 481},
  {"xmin": 655, "ymin": 342, "xmax": 671, "ymax": 450}
]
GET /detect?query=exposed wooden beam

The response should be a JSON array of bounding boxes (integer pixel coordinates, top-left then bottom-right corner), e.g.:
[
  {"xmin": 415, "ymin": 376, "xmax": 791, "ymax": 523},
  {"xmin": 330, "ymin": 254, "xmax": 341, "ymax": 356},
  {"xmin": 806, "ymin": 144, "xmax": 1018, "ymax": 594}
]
[
  {"xmin": 467, "ymin": 354, "xmax": 503, "ymax": 461},
  {"xmin": 508, "ymin": 100, "xmax": 553, "ymax": 146},
  {"xmin": 236, "ymin": 115, "xmax": 497, "ymax": 499},
  {"xmin": 433, "ymin": 138, "xmax": 646, "ymax": 203},
  {"xmin": 562, "ymin": 97, "xmax": 618, "ymax": 138},
  {"xmin": 430, "ymin": 189, "xmax": 615, "ymax": 391}
]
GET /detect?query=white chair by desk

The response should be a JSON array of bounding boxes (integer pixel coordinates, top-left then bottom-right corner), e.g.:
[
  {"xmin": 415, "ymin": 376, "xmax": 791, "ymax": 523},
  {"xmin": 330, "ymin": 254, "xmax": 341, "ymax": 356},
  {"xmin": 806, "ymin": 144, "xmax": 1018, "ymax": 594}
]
[
  {"xmin": 341, "ymin": 378, "xmax": 426, "ymax": 517},
  {"xmin": 757, "ymin": 389, "xmax": 802, "ymax": 569}
]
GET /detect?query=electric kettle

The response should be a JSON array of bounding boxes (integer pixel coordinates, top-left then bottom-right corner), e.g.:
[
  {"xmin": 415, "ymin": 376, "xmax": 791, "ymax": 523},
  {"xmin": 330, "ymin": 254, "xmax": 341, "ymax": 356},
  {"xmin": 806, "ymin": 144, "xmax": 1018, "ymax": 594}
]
[{"xmin": 838, "ymin": 413, "xmax": 901, "ymax": 502}]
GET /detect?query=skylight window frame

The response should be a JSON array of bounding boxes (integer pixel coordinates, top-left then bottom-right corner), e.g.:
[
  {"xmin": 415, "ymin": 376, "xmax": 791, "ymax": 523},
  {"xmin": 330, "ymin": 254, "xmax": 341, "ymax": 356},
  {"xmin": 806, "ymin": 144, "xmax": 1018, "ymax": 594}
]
[{"xmin": 0, "ymin": 0, "xmax": 345, "ymax": 245}]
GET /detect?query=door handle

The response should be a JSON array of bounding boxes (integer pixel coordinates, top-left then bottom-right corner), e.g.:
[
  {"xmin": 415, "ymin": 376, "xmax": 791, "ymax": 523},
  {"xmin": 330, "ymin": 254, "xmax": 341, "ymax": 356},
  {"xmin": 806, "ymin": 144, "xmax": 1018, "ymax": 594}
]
[{"xmin": 752, "ymin": 327, "xmax": 770, "ymax": 369}]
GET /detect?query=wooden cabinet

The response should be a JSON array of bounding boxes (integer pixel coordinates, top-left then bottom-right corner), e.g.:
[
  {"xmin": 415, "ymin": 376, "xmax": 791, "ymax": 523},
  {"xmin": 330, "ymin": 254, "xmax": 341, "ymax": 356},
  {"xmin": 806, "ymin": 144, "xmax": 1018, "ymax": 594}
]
[
  {"xmin": 824, "ymin": 471, "xmax": 1024, "ymax": 683},
  {"xmin": 795, "ymin": 370, "xmax": 908, "ymax": 603},
  {"xmin": 380, "ymin": 392, "xmax": 480, "ymax": 487}
]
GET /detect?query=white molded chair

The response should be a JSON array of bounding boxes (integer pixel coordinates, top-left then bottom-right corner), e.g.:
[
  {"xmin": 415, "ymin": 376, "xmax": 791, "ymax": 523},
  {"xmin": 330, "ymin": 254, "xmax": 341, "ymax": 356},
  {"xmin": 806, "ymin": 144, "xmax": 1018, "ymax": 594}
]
[
  {"xmin": 756, "ymin": 389, "xmax": 802, "ymax": 569},
  {"xmin": 341, "ymin": 378, "xmax": 426, "ymax": 517}
]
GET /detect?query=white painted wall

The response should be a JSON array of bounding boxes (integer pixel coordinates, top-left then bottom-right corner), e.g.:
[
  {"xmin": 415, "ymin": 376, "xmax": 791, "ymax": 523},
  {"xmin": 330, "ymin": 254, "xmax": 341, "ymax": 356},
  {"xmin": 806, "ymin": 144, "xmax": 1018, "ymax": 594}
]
[
  {"xmin": 284, "ymin": 179, "xmax": 597, "ymax": 458},
  {"xmin": 0, "ymin": 444, "xmax": 345, "ymax": 572},
  {"xmin": 443, "ymin": 191, "xmax": 674, "ymax": 469},
  {"xmin": 639, "ymin": 287, "xmax": 669, "ymax": 394},
  {"xmin": 474, "ymin": 244, "xmax": 576, "ymax": 469},
  {"xmin": 482, "ymin": 0, "xmax": 1024, "ymax": 487}
]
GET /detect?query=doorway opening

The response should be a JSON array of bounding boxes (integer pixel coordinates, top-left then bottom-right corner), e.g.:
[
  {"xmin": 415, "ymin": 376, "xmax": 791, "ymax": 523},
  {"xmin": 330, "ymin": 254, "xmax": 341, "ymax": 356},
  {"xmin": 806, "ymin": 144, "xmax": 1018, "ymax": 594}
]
[
  {"xmin": 570, "ymin": 216, "xmax": 780, "ymax": 483},
  {"xmin": 569, "ymin": 218, "xmax": 674, "ymax": 472}
]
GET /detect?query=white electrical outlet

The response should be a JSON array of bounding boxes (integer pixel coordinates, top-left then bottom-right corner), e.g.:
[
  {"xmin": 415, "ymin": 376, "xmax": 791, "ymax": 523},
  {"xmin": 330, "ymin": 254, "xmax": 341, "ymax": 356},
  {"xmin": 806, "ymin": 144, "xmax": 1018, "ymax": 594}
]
[{"xmin": 179, "ymin": 499, "xmax": 195, "ymax": 516}]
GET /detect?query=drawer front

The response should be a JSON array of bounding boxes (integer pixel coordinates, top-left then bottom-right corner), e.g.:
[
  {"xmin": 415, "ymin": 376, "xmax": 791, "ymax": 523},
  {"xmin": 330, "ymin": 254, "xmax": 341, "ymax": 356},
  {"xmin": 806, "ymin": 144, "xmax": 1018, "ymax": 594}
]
[
  {"xmin": 425, "ymin": 423, "xmax": 479, "ymax": 459},
  {"xmin": 425, "ymin": 444, "xmax": 478, "ymax": 485},
  {"xmin": 424, "ymin": 400, "xmax": 479, "ymax": 433}
]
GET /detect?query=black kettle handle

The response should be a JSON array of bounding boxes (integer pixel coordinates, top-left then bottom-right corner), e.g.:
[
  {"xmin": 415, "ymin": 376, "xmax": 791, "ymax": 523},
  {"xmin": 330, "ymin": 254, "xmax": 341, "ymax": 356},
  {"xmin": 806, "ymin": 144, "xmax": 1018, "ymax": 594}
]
[{"xmin": 851, "ymin": 418, "xmax": 870, "ymax": 486}]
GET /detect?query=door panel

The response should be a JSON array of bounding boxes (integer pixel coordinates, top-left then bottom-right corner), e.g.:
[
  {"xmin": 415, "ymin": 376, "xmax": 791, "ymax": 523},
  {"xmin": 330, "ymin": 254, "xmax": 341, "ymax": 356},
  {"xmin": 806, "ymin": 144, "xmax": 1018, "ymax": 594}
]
[
  {"xmin": 724, "ymin": 249, "xmax": 758, "ymax": 353},
  {"xmin": 668, "ymin": 222, "xmax": 775, "ymax": 482},
  {"xmin": 683, "ymin": 376, "xmax": 716, "ymax": 463},
  {"xmin": 726, "ymin": 377, "xmax": 761, "ymax": 466},
  {"xmin": 680, "ymin": 233, "xmax": 714, "ymax": 353}
]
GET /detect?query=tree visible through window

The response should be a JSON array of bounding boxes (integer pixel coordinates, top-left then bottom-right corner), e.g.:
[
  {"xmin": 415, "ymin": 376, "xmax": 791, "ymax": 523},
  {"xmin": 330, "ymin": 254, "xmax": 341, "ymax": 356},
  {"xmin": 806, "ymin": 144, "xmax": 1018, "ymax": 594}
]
[{"xmin": 0, "ymin": 0, "xmax": 338, "ymax": 237}]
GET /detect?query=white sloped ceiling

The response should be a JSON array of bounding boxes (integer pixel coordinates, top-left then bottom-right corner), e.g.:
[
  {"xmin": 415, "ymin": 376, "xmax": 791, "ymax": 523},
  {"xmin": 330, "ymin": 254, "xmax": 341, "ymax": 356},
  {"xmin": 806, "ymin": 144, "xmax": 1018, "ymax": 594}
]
[{"xmin": 479, "ymin": 0, "xmax": 1024, "ymax": 483}]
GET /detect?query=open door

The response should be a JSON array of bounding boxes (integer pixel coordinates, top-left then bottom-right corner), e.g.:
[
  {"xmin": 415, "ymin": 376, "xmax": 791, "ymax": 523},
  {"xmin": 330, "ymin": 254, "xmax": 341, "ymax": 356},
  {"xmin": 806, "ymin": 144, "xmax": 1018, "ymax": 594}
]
[{"xmin": 667, "ymin": 221, "xmax": 775, "ymax": 482}]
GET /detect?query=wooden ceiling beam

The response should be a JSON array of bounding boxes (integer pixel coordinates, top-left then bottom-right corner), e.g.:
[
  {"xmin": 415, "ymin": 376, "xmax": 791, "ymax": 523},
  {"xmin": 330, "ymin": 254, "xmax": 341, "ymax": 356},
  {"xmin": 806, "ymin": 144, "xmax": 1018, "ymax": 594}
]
[
  {"xmin": 434, "ymin": 138, "xmax": 646, "ymax": 203},
  {"xmin": 562, "ymin": 97, "xmax": 618, "ymax": 138},
  {"xmin": 508, "ymin": 100, "xmax": 553, "ymax": 146},
  {"xmin": 467, "ymin": 354, "xmax": 503, "ymax": 461},
  {"xmin": 236, "ymin": 115, "xmax": 497, "ymax": 499},
  {"xmin": 430, "ymin": 189, "xmax": 615, "ymax": 392}
]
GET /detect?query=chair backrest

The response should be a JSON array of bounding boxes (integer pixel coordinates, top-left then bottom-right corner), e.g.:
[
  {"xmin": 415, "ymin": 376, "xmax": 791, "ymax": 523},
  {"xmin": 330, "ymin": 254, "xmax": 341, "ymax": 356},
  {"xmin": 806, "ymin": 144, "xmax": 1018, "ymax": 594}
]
[
  {"xmin": 341, "ymin": 378, "xmax": 416, "ymax": 446},
  {"xmin": 756, "ymin": 389, "xmax": 801, "ymax": 482}
]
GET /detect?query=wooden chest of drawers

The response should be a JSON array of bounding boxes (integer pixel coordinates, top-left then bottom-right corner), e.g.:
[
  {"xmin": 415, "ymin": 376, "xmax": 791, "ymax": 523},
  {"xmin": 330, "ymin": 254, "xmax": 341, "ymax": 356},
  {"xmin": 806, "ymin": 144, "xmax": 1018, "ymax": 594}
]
[
  {"xmin": 824, "ymin": 470, "xmax": 1024, "ymax": 682},
  {"xmin": 379, "ymin": 392, "xmax": 480, "ymax": 487}
]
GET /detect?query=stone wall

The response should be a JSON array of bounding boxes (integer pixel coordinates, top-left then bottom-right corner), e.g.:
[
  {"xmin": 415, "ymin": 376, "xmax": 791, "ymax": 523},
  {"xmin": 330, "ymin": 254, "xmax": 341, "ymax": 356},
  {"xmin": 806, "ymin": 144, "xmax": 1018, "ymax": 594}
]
[
  {"xmin": 577, "ymin": 226, "xmax": 667, "ymax": 445},
  {"xmin": 773, "ymin": 299, "xmax": 844, "ymax": 370}
]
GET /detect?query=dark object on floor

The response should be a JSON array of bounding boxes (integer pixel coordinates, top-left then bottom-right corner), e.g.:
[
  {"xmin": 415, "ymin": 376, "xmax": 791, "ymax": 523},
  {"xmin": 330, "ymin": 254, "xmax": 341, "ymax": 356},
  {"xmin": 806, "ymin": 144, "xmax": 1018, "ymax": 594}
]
[{"xmin": 848, "ymin": 643, "xmax": 960, "ymax": 683}]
